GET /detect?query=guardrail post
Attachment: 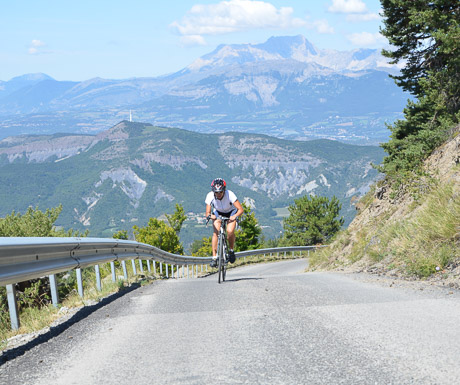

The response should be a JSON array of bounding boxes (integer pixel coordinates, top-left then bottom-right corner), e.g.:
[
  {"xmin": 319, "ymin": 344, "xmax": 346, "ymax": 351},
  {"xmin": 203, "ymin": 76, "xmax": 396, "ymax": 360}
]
[
  {"xmin": 49, "ymin": 274, "xmax": 59, "ymax": 307},
  {"xmin": 166, "ymin": 264, "xmax": 169, "ymax": 278},
  {"xmin": 6, "ymin": 284, "xmax": 20, "ymax": 330},
  {"xmin": 95, "ymin": 265, "xmax": 102, "ymax": 291},
  {"xmin": 153, "ymin": 261, "xmax": 156, "ymax": 276},
  {"xmin": 160, "ymin": 262, "xmax": 163, "ymax": 276},
  {"xmin": 76, "ymin": 268, "xmax": 84, "ymax": 297},
  {"xmin": 176, "ymin": 265, "xmax": 179, "ymax": 279},
  {"xmin": 110, "ymin": 261, "xmax": 116, "ymax": 282},
  {"xmin": 187, "ymin": 265, "xmax": 190, "ymax": 278},
  {"xmin": 132, "ymin": 260, "xmax": 137, "ymax": 275},
  {"xmin": 139, "ymin": 260, "xmax": 144, "ymax": 273},
  {"xmin": 147, "ymin": 260, "xmax": 151, "ymax": 273},
  {"xmin": 122, "ymin": 261, "xmax": 128, "ymax": 280}
]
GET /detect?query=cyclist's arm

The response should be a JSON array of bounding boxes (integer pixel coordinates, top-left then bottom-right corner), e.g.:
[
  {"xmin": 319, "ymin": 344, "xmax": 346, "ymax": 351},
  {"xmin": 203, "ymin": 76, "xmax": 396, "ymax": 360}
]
[
  {"xmin": 230, "ymin": 199, "xmax": 244, "ymax": 222},
  {"xmin": 205, "ymin": 203, "xmax": 216, "ymax": 221}
]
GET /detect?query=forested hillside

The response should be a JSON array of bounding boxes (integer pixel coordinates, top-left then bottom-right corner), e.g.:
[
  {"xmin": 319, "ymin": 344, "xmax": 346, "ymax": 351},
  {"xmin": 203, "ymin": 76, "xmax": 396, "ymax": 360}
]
[{"xmin": 0, "ymin": 122, "xmax": 384, "ymax": 248}]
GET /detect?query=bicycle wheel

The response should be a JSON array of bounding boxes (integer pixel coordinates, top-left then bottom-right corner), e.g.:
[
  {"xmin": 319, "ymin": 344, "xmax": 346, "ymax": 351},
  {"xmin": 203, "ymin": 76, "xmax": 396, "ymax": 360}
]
[
  {"xmin": 222, "ymin": 240, "xmax": 227, "ymax": 281},
  {"xmin": 217, "ymin": 235, "xmax": 223, "ymax": 283}
]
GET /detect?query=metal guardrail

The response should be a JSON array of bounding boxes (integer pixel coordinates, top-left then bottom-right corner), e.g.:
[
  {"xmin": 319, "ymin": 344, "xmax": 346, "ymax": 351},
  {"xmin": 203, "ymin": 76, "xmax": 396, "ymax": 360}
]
[
  {"xmin": 234, "ymin": 245, "xmax": 326, "ymax": 258},
  {"xmin": 0, "ymin": 237, "xmax": 324, "ymax": 331},
  {"xmin": 0, "ymin": 237, "xmax": 211, "ymax": 286}
]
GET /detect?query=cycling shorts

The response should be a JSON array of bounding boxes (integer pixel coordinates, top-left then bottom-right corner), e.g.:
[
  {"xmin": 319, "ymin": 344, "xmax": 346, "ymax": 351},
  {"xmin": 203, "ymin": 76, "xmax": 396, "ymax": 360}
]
[{"xmin": 213, "ymin": 207, "xmax": 237, "ymax": 218}]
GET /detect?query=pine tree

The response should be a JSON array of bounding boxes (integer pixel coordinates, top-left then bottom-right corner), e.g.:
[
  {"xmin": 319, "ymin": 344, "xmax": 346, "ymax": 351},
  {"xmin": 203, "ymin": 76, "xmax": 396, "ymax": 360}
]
[
  {"xmin": 281, "ymin": 195, "xmax": 344, "ymax": 246},
  {"xmin": 379, "ymin": 0, "xmax": 459, "ymax": 175}
]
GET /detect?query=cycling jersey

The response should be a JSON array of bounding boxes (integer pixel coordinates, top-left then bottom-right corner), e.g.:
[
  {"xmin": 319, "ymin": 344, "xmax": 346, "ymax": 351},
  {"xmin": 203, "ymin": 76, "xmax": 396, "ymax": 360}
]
[{"xmin": 205, "ymin": 190, "xmax": 238, "ymax": 214}]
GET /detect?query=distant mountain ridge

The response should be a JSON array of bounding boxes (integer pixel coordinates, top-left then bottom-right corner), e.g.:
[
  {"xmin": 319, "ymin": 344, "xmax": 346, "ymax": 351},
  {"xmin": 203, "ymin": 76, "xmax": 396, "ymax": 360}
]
[
  {"xmin": 0, "ymin": 35, "xmax": 407, "ymax": 144},
  {"xmin": 0, "ymin": 121, "xmax": 384, "ymax": 246}
]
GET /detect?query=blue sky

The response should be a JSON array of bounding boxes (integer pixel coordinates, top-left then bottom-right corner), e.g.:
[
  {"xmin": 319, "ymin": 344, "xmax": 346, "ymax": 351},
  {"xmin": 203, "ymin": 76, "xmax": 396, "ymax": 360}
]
[{"xmin": 1, "ymin": 0, "xmax": 386, "ymax": 81}]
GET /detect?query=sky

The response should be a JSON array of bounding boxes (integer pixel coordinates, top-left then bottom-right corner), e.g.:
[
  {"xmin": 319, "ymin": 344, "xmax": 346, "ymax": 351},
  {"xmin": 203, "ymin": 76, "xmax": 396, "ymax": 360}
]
[{"xmin": 1, "ymin": 0, "xmax": 387, "ymax": 82}]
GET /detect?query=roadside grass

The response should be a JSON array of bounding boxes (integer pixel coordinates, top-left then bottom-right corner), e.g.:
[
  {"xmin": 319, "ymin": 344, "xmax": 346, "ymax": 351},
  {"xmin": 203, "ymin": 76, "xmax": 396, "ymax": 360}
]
[{"xmin": 310, "ymin": 182, "xmax": 460, "ymax": 278}]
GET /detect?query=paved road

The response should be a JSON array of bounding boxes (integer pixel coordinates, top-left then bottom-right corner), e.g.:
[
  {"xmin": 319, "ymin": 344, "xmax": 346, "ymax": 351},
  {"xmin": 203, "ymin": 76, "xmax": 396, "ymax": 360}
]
[{"xmin": 1, "ymin": 259, "xmax": 460, "ymax": 384}]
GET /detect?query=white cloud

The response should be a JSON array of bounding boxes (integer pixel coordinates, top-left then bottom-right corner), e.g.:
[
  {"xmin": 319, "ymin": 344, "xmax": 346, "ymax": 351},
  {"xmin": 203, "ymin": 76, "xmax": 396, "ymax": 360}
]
[
  {"xmin": 28, "ymin": 39, "xmax": 46, "ymax": 55},
  {"xmin": 311, "ymin": 19, "xmax": 334, "ymax": 34},
  {"xmin": 347, "ymin": 32, "xmax": 386, "ymax": 46},
  {"xmin": 346, "ymin": 12, "xmax": 380, "ymax": 22},
  {"xmin": 170, "ymin": 0, "xmax": 308, "ymax": 45},
  {"xmin": 328, "ymin": 0, "xmax": 367, "ymax": 14}
]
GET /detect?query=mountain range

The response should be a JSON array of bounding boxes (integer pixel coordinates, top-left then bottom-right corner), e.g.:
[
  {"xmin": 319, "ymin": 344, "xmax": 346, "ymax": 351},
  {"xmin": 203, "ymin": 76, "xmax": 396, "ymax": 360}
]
[
  {"xmin": 0, "ymin": 121, "xmax": 384, "ymax": 248},
  {"xmin": 0, "ymin": 35, "xmax": 407, "ymax": 144}
]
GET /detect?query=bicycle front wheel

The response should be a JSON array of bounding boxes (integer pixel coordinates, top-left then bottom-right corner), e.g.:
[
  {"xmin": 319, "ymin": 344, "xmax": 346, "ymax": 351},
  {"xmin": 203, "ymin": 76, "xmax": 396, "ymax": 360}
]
[
  {"xmin": 217, "ymin": 235, "xmax": 223, "ymax": 283},
  {"xmin": 222, "ymin": 240, "xmax": 227, "ymax": 281}
]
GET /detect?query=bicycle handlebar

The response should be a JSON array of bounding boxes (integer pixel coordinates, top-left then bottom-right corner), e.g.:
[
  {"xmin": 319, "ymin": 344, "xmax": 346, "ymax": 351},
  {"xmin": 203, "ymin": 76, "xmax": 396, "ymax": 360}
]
[{"xmin": 206, "ymin": 215, "xmax": 237, "ymax": 228}]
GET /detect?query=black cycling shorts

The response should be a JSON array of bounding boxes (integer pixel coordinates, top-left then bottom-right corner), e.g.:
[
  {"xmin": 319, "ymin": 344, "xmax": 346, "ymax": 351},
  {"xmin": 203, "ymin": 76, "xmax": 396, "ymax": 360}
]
[{"xmin": 213, "ymin": 207, "xmax": 237, "ymax": 218}]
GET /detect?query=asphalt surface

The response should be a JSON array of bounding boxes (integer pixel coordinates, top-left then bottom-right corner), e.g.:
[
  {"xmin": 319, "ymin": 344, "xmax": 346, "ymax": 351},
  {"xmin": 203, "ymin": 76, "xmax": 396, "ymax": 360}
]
[{"xmin": 1, "ymin": 259, "xmax": 460, "ymax": 385}]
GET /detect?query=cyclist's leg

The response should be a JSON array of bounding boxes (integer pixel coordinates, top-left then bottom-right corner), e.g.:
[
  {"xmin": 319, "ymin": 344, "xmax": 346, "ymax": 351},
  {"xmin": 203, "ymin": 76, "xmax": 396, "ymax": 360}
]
[
  {"xmin": 210, "ymin": 216, "xmax": 221, "ymax": 268},
  {"xmin": 227, "ymin": 220, "xmax": 236, "ymax": 249},
  {"xmin": 226, "ymin": 208, "xmax": 237, "ymax": 263},
  {"xmin": 212, "ymin": 219, "xmax": 221, "ymax": 256}
]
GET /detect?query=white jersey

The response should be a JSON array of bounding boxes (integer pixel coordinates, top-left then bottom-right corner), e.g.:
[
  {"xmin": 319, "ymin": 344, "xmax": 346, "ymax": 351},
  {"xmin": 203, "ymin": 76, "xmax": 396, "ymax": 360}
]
[{"xmin": 205, "ymin": 190, "xmax": 238, "ymax": 213}]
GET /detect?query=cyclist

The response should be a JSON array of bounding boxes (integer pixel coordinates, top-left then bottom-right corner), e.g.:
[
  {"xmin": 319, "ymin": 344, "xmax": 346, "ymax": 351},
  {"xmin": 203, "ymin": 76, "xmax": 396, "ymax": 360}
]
[{"xmin": 205, "ymin": 178, "xmax": 243, "ymax": 267}]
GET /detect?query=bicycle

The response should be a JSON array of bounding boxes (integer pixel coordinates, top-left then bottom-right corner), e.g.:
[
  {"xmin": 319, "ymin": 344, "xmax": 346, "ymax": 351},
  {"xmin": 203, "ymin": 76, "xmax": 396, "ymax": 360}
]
[{"xmin": 207, "ymin": 215, "xmax": 230, "ymax": 283}]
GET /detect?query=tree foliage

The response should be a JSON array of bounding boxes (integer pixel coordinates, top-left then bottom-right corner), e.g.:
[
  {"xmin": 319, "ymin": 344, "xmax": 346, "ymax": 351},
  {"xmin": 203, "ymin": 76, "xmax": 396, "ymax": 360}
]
[
  {"xmin": 0, "ymin": 205, "xmax": 87, "ymax": 237},
  {"xmin": 190, "ymin": 237, "xmax": 212, "ymax": 257},
  {"xmin": 133, "ymin": 217, "xmax": 183, "ymax": 254},
  {"xmin": 235, "ymin": 202, "xmax": 262, "ymax": 252},
  {"xmin": 165, "ymin": 203, "xmax": 187, "ymax": 235},
  {"xmin": 112, "ymin": 230, "xmax": 129, "ymax": 240},
  {"xmin": 0, "ymin": 205, "xmax": 87, "ymax": 329},
  {"xmin": 281, "ymin": 195, "xmax": 344, "ymax": 246},
  {"xmin": 379, "ymin": 0, "xmax": 459, "ymax": 176}
]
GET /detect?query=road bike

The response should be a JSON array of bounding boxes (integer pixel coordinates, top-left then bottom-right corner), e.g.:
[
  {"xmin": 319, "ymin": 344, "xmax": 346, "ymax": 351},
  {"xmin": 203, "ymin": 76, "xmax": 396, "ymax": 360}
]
[{"xmin": 207, "ymin": 215, "xmax": 230, "ymax": 283}]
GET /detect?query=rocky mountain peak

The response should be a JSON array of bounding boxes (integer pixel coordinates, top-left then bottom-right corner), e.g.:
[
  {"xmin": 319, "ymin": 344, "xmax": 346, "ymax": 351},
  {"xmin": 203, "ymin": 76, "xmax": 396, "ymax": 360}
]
[
  {"xmin": 258, "ymin": 35, "xmax": 318, "ymax": 57},
  {"xmin": 186, "ymin": 34, "xmax": 395, "ymax": 74}
]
